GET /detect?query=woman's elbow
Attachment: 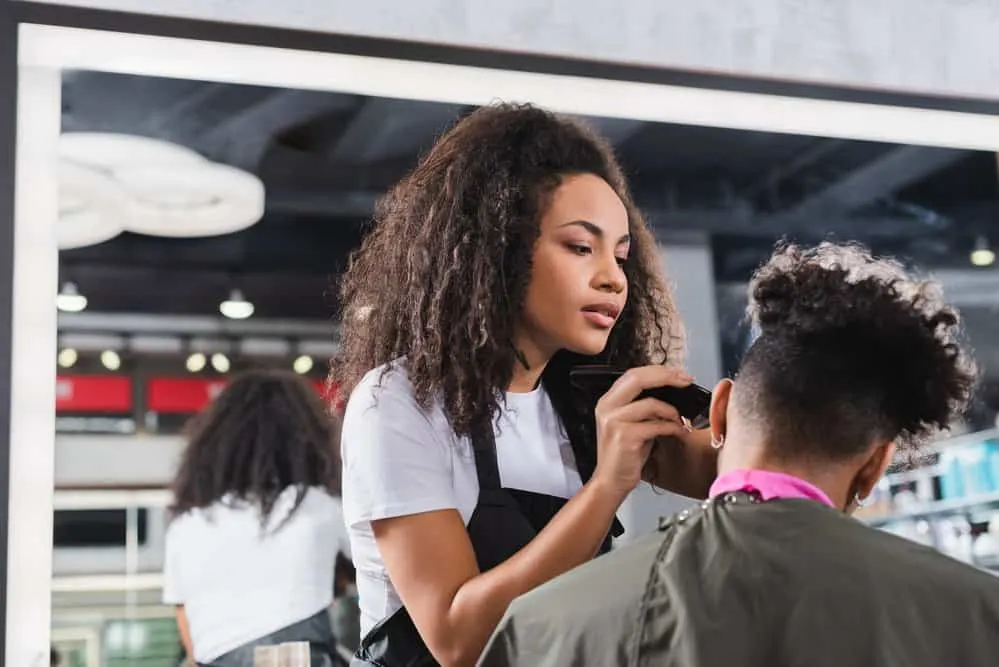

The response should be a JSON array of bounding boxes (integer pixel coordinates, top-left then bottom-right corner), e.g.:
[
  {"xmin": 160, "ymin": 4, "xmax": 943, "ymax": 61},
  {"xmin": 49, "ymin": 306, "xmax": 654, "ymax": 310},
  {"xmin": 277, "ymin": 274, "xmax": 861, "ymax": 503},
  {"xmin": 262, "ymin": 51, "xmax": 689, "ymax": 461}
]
[
  {"xmin": 435, "ymin": 648, "xmax": 479, "ymax": 667},
  {"xmin": 427, "ymin": 633, "xmax": 484, "ymax": 667}
]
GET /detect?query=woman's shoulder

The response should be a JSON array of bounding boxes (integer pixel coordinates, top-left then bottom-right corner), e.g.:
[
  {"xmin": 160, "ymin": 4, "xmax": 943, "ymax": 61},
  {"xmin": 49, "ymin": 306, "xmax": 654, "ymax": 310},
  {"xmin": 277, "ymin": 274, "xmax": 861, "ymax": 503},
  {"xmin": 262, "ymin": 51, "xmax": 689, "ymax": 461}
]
[
  {"xmin": 344, "ymin": 360, "xmax": 449, "ymax": 434},
  {"xmin": 347, "ymin": 360, "xmax": 418, "ymax": 411},
  {"xmin": 339, "ymin": 362, "xmax": 466, "ymax": 527},
  {"xmin": 163, "ymin": 501, "xmax": 224, "ymax": 543}
]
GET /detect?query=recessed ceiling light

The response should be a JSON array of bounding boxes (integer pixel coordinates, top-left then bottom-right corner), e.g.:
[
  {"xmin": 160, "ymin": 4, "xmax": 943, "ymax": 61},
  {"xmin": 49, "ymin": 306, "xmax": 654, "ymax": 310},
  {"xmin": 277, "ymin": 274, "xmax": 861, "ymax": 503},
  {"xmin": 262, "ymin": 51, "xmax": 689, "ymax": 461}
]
[
  {"xmin": 186, "ymin": 353, "xmax": 206, "ymax": 373},
  {"xmin": 211, "ymin": 353, "xmax": 231, "ymax": 374},
  {"xmin": 293, "ymin": 355, "xmax": 314, "ymax": 375},
  {"xmin": 56, "ymin": 348, "xmax": 77, "ymax": 369},
  {"xmin": 100, "ymin": 350, "xmax": 121, "ymax": 371}
]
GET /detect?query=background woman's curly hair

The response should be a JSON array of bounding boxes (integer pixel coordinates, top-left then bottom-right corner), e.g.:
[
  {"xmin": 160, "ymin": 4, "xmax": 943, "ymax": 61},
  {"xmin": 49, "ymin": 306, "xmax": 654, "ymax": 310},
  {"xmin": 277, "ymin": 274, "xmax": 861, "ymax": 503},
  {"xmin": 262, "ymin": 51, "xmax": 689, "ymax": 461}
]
[
  {"xmin": 740, "ymin": 241, "xmax": 978, "ymax": 460},
  {"xmin": 170, "ymin": 369, "xmax": 341, "ymax": 524},
  {"xmin": 332, "ymin": 102, "xmax": 683, "ymax": 436}
]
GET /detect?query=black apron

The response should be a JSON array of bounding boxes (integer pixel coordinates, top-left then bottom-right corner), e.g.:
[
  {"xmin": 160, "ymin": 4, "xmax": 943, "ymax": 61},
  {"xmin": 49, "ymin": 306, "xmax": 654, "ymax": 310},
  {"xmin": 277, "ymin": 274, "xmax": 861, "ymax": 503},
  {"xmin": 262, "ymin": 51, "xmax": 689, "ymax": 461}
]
[
  {"xmin": 350, "ymin": 415, "xmax": 622, "ymax": 667},
  {"xmin": 200, "ymin": 608, "xmax": 346, "ymax": 667}
]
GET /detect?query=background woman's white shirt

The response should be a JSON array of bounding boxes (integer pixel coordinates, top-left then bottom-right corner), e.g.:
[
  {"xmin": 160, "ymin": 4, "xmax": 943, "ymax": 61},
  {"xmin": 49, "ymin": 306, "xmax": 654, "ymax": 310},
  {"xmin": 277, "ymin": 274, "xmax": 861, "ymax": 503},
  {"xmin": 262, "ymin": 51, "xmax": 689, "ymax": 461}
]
[
  {"xmin": 162, "ymin": 486, "xmax": 351, "ymax": 663},
  {"xmin": 340, "ymin": 363, "xmax": 583, "ymax": 637}
]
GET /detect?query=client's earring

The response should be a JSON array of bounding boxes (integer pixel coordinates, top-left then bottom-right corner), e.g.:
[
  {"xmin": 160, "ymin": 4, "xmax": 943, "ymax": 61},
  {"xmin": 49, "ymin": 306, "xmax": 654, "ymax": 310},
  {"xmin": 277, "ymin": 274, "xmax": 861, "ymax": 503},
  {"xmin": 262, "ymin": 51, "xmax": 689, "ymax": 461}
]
[
  {"xmin": 854, "ymin": 493, "xmax": 868, "ymax": 508},
  {"xmin": 710, "ymin": 433, "xmax": 725, "ymax": 449}
]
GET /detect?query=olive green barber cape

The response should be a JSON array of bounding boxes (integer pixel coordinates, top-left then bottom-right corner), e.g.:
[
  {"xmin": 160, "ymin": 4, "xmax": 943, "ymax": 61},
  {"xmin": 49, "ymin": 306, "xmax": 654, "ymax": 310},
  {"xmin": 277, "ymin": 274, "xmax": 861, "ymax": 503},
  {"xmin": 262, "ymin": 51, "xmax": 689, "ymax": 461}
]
[{"xmin": 479, "ymin": 491, "xmax": 999, "ymax": 667}]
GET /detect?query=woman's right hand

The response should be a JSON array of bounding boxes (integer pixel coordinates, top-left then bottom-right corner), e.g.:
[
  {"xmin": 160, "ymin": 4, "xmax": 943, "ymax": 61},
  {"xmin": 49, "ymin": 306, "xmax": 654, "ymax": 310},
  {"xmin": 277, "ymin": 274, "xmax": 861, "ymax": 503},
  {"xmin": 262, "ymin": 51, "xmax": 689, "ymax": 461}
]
[{"xmin": 592, "ymin": 365, "xmax": 694, "ymax": 499}]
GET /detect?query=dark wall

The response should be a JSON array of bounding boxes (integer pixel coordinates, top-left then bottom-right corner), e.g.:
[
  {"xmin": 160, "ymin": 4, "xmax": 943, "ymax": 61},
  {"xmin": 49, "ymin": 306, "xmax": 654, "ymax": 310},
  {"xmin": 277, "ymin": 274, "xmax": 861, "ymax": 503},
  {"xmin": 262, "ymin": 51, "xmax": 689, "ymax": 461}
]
[{"xmin": 0, "ymin": 4, "xmax": 18, "ymax": 663}]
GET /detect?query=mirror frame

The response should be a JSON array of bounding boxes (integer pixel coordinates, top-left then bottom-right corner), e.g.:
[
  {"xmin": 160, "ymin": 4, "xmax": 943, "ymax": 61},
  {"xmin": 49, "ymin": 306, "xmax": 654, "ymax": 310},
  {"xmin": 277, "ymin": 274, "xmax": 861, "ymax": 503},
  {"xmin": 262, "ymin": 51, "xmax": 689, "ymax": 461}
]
[{"xmin": 6, "ymin": 5, "xmax": 999, "ymax": 665}]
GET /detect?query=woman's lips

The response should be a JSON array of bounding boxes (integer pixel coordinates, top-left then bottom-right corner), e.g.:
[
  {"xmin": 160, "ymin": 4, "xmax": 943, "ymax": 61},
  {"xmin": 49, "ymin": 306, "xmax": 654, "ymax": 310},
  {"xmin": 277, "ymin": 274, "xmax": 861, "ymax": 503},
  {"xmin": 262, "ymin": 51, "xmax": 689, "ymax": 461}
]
[
  {"xmin": 581, "ymin": 311, "xmax": 616, "ymax": 328},
  {"xmin": 581, "ymin": 304, "xmax": 619, "ymax": 329}
]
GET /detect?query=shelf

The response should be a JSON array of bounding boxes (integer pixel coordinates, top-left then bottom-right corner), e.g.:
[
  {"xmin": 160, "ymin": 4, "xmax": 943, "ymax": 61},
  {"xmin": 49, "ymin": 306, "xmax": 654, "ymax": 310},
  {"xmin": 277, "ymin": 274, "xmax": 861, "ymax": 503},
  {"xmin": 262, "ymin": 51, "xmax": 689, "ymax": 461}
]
[{"xmin": 864, "ymin": 490, "xmax": 999, "ymax": 527}]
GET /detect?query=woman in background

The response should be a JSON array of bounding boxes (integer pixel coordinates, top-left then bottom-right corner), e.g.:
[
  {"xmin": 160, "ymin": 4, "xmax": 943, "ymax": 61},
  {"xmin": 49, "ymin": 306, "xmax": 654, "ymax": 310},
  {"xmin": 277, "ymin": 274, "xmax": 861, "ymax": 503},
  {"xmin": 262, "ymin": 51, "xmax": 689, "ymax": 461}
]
[{"xmin": 164, "ymin": 369, "xmax": 351, "ymax": 667}]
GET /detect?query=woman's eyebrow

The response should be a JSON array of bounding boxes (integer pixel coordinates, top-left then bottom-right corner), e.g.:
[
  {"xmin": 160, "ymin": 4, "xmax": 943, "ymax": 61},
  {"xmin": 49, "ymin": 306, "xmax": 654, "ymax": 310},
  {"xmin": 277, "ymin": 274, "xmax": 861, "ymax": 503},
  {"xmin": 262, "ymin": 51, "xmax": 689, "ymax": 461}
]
[{"xmin": 559, "ymin": 219, "xmax": 630, "ymax": 244}]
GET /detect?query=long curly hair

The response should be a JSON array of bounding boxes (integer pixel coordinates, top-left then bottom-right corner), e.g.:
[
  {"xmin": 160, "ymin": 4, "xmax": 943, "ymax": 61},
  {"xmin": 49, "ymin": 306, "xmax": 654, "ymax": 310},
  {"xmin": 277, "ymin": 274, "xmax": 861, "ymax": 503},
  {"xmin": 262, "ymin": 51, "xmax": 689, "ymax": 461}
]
[
  {"xmin": 170, "ymin": 369, "xmax": 341, "ymax": 524},
  {"xmin": 740, "ymin": 241, "xmax": 978, "ymax": 459},
  {"xmin": 332, "ymin": 102, "xmax": 683, "ymax": 438}
]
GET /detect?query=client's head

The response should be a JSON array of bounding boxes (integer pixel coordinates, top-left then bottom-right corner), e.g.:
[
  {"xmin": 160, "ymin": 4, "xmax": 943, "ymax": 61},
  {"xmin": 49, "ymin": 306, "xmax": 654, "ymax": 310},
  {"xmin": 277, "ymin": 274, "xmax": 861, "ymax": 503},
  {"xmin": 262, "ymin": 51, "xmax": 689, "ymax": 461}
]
[{"xmin": 709, "ymin": 241, "xmax": 977, "ymax": 512}]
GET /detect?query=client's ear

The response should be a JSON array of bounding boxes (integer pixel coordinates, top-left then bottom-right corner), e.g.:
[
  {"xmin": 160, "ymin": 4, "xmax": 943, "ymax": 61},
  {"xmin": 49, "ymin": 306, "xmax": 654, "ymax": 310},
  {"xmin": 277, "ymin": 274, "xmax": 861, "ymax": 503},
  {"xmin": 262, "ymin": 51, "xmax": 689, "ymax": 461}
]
[
  {"xmin": 708, "ymin": 378, "xmax": 733, "ymax": 439},
  {"xmin": 856, "ymin": 442, "xmax": 897, "ymax": 502}
]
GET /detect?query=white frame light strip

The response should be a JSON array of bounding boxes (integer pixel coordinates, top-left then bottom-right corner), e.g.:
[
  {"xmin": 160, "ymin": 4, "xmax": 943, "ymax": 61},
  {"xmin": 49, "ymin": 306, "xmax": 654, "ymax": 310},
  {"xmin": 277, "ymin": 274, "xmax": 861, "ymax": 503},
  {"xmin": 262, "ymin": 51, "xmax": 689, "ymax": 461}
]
[
  {"xmin": 19, "ymin": 24, "xmax": 999, "ymax": 151},
  {"xmin": 12, "ymin": 20, "xmax": 999, "ymax": 666}
]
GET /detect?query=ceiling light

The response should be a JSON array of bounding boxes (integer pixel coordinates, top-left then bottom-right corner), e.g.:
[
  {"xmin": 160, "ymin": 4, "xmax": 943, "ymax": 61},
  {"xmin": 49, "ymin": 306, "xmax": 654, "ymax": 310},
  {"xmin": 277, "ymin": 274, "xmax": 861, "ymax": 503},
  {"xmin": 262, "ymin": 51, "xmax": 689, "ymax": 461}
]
[
  {"xmin": 185, "ymin": 353, "xmax": 206, "ymax": 373},
  {"xmin": 56, "ymin": 161, "xmax": 127, "ymax": 250},
  {"xmin": 57, "ymin": 348, "xmax": 77, "ymax": 369},
  {"xmin": 293, "ymin": 355, "xmax": 314, "ymax": 375},
  {"xmin": 120, "ymin": 163, "xmax": 265, "ymax": 238},
  {"xmin": 100, "ymin": 350, "xmax": 121, "ymax": 371},
  {"xmin": 210, "ymin": 353, "xmax": 230, "ymax": 374},
  {"xmin": 971, "ymin": 237, "xmax": 995, "ymax": 267},
  {"xmin": 57, "ymin": 133, "xmax": 265, "ymax": 246},
  {"xmin": 56, "ymin": 282, "xmax": 88, "ymax": 313},
  {"xmin": 219, "ymin": 289, "xmax": 254, "ymax": 320}
]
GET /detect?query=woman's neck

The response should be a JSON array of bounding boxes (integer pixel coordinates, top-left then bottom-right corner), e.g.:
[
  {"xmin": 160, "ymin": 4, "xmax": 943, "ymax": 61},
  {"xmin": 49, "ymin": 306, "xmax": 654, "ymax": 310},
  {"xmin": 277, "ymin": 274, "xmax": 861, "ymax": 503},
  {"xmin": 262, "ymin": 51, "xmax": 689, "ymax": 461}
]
[
  {"xmin": 508, "ymin": 356, "xmax": 547, "ymax": 393},
  {"xmin": 507, "ymin": 336, "xmax": 551, "ymax": 393}
]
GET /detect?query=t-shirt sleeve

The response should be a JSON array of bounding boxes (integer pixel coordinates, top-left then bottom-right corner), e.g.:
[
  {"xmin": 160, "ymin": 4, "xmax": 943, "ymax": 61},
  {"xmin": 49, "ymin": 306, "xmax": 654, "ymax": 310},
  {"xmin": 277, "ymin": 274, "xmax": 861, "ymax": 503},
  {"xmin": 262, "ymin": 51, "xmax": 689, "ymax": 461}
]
[
  {"xmin": 161, "ymin": 521, "xmax": 185, "ymax": 605},
  {"xmin": 340, "ymin": 368, "xmax": 458, "ymax": 529}
]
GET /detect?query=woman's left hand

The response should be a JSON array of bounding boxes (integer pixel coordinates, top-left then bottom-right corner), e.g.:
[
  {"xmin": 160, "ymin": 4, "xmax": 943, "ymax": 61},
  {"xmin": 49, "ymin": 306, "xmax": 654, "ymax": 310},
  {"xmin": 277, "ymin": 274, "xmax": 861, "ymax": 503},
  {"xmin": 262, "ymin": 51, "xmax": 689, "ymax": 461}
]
[{"xmin": 642, "ymin": 427, "xmax": 718, "ymax": 499}]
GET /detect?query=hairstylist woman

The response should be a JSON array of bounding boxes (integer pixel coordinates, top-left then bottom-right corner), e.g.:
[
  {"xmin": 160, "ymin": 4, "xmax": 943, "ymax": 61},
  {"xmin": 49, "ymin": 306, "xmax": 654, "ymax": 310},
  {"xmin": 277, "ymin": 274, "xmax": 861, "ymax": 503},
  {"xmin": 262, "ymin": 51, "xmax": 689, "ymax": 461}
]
[
  {"xmin": 333, "ymin": 103, "xmax": 716, "ymax": 667},
  {"xmin": 163, "ymin": 370, "xmax": 350, "ymax": 667}
]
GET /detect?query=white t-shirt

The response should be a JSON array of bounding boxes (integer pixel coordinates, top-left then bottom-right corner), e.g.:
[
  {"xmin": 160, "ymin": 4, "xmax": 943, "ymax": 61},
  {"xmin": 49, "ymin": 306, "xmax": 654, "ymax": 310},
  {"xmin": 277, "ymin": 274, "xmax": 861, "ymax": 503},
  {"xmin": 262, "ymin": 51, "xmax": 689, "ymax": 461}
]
[
  {"xmin": 340, "ymin": 363, "xmax": 584, "ymax": 636},
  {"xmin": 162, "ymin": 486, "xmax": 351, "ymax": 663}
]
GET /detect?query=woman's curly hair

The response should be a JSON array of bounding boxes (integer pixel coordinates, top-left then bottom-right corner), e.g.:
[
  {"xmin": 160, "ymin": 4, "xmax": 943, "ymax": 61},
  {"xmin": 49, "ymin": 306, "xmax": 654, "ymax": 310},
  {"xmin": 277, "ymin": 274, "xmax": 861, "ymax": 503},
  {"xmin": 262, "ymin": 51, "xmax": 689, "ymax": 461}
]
[
  {"xmin": 738, "ymin": 241, "xmax": 978, "ymax": 459},
  {"xmin": 332, "ymin": 102, "xmax": 683, "ymax": 437},
  {"xmin": 170, "ymin": 369, "xmax": 341, "ymax": 524}
]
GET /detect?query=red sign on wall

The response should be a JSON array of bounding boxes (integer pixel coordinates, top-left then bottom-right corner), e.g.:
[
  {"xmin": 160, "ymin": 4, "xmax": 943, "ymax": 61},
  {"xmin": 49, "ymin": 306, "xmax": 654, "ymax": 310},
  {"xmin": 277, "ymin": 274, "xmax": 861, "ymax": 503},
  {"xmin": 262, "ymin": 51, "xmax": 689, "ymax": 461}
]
[
  {"xmin": 146, "ymin": 378, "xmax": 228, "ymax": 414},
  {"xmin": 147, "ymin": 377, "xmax": 338, "ymax": 414},
  {"xmin": 55, "ymin": 375, "xmax": 133, "ymax": 413}
]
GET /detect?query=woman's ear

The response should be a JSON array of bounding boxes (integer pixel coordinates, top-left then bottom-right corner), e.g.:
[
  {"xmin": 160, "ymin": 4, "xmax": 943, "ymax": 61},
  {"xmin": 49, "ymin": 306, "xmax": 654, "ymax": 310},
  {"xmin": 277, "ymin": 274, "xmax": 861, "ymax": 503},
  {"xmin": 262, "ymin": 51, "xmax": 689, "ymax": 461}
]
[{"xmin": 708, "ymin": 378, "xmax": 733, "ymax": 440}]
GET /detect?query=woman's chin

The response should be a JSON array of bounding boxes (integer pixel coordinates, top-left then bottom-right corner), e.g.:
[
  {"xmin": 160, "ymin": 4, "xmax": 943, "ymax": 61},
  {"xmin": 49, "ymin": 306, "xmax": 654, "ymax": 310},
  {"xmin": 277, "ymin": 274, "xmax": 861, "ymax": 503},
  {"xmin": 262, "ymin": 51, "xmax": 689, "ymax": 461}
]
[{"xmin": 563, "ymin": 335, "xmax": 611, "ymax": 358}]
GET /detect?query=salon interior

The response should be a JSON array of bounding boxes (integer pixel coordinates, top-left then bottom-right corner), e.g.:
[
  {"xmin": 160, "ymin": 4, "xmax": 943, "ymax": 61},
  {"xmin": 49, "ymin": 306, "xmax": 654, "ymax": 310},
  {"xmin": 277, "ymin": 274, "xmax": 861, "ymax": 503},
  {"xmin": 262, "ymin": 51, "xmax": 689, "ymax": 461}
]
[{"xmin": 7, "ymin": 7, "xmax": 999, "ymax": 667}]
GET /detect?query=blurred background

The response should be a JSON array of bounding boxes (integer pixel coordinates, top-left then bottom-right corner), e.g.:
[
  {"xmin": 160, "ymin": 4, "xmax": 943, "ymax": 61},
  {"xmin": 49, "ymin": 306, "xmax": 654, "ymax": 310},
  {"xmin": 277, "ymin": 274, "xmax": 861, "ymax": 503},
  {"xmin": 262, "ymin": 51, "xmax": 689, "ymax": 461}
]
[{"xmin": 7, "ymin": 2, "xmax": 999, "ymax": 665}]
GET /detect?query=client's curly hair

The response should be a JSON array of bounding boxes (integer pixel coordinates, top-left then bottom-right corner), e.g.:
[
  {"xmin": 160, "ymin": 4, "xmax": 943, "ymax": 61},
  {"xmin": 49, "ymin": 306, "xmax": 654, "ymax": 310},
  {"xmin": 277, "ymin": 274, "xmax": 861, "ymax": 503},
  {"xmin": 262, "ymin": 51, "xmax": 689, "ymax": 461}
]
[
  {"xmin": 739, "ymin": 241, "xmax": 977, "ymax": 459},
  {"xmin": 332, "ymin": 102, "xmax": 682, "ymax": 437},
  {"xmin": 170, "ymin": 369, "xmax": 340, "ymax": 524}
]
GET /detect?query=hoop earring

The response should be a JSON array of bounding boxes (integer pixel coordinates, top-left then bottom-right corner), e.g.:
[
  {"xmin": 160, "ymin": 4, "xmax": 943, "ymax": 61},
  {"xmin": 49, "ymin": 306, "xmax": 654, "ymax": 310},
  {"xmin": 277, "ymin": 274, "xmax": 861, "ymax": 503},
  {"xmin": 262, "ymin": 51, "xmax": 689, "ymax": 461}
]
[
  {"xmin": 710, "ymin": 433, "xmax": 725, "ymax": 450},
  {"xmin": 854, "ymin": 493, "xmax": 868, "ymax": 508}
]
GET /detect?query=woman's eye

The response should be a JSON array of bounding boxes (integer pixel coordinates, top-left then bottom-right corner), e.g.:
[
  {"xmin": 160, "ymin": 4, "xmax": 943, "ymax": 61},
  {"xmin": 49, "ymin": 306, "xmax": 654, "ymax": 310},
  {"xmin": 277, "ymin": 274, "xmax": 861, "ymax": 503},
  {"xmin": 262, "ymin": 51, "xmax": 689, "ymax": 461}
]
[
  {"xmin": 568, "ymin": 244, "xmax": 591, "ymax": 256},
  {"xmin": 616, "ymin": 256, "xmax": 628, "ymax": 267}
]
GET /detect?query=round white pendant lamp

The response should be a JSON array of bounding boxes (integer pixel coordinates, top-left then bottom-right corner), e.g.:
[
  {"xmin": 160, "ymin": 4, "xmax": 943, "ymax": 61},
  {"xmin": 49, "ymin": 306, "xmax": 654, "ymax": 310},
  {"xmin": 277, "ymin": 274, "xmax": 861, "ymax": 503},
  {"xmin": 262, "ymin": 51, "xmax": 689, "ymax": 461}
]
[{"xmin": 57, "ymin": 132, "xmax": 266, "ymax": 249}]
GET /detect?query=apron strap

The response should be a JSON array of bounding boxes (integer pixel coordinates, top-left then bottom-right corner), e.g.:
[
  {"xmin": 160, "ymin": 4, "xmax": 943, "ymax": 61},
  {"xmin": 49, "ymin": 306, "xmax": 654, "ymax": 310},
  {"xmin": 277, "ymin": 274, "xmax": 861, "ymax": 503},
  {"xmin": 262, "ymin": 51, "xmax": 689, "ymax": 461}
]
[{"xmin": 470, "ymin": 416, "xmax": 502, "ymax": 490}]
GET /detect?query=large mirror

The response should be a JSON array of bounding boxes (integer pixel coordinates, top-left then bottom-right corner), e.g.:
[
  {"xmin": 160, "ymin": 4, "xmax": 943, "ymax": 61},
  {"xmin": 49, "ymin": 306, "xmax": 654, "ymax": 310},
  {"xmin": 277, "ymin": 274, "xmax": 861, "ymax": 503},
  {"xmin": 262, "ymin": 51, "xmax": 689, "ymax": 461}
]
[{"xmin": 12, "ymin": 23, "xmax": 999, "ymax": 665}]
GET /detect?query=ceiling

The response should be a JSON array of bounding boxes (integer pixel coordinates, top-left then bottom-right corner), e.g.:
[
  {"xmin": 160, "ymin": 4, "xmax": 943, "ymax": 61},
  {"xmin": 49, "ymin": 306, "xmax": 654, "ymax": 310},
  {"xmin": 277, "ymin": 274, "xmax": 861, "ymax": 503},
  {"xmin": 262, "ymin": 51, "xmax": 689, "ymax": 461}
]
[{"xmin": 57, "ymin": 71, "xmax": 999, "ymax": 388}]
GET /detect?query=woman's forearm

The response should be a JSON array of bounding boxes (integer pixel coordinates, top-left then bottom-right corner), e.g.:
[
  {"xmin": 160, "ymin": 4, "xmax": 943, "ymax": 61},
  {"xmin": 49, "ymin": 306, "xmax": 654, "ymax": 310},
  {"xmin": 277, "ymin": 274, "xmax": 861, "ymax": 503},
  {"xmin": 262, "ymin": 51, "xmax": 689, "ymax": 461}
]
[{"xmin": 174, "ymin": 606, "xmax": 195, "ymax": 664}]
